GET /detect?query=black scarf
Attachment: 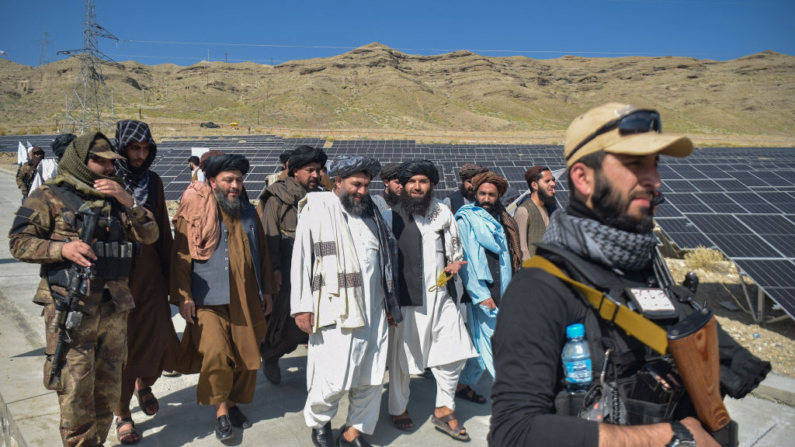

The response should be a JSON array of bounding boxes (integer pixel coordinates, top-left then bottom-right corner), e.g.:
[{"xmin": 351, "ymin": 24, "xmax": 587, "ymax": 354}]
[{"xmin": 542, "ymin": 197, "xmax": 657, "ymax": 272}]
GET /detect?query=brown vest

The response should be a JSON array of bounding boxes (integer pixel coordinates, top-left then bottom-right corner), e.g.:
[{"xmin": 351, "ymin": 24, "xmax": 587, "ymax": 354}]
[{"xmin": 519, "ymin": 200, "xmax": 549, "ymax": 258}]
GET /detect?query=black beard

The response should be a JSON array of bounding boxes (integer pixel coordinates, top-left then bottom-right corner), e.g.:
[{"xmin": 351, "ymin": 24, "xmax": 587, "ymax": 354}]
[
  {"xmin": 591, "ymin": 172, "xmax": 654, "ymax": 234},
  {"xmin": 537, "ymin": 187, "xmax": 557, "ymax": 206},
  {"xmin": 339, "ymin": 188, "xmax": 370, "ymax": 216},
  {"xmin": 476, "ymin": 199, "xmax": 503, "ymax": 218},
  {"xmin": 401, "ymin": 188, "xmax": 433, "ymax": 216},
  {"xmin": 214, "ymin": 185, "xmax": 243, "ymax": 218},
  {"xmin": 460, "ymin": 182, "xmax": 475, "ymax": 201},
  {"xmin": 384, "ymin": 189, "xmax": 400, "ymax": 207}
]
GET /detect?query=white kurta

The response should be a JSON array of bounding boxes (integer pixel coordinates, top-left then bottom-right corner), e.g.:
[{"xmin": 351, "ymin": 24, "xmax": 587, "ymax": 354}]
[
  {"xmin": 385, "ymin": 200, "xmax": 477, "ymax": 376},
  {"xmin": 292, "ymin": 195, "xmax": 389, "ymax": 398}
]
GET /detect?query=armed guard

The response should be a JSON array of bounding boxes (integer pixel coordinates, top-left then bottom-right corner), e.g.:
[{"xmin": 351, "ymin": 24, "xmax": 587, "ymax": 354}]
[
  {"xmin": 490, "ymin": 103, "xmax": 770, "ymax": 447},
  {"xmin": 9, "ymin": 132, "xmax": 158, "ymax": 447}
]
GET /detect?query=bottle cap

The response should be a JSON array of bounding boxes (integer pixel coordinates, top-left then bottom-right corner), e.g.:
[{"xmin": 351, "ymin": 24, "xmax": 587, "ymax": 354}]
[{"xmin": 566, "ymin": 323, "xmax": 585, "ymax": 339}]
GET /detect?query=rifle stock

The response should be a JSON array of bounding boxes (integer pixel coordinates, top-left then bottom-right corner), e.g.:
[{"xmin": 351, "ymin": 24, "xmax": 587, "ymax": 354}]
[{"xmin": 668, "ymin": 307, "xmax": 732, "ymax": 433}]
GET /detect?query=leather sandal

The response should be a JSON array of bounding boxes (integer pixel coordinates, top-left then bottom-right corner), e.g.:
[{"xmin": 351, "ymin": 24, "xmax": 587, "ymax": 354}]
[
  {"xmin": 455, "ymin": 385, "xmax": 486, "ymax": 404},
  {"xmin": 134, "ymin": 386, "xmax": 158, "ymax": 416},
  {"xmin": 116, "ymin": 417, "xmax": 140, "ymax": 445},
  {"xmin": 391, "ymin": 413, "xmax": 415, "ymax": 432},
  {"xmin": 432, "ymin": 412, "xmax": 469, "ymax": 441}
]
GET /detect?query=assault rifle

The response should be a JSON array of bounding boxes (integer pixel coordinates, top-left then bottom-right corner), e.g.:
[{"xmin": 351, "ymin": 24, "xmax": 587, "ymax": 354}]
[
  {"xmin": 653, "ymin": 249, "xmax": 738, "ymax": 447},
  {"xmin": 47, "ymin": 203, "xmax": 100, "ymax": 390}
]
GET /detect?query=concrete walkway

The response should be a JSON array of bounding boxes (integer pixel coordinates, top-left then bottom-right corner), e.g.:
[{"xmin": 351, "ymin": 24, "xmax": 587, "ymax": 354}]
[{"xmin": 0, "ymin": 170, "xmax": 793, "ymax": 447}]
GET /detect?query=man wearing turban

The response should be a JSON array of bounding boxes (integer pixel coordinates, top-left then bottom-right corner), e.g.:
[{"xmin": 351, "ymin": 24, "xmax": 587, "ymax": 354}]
[
  {"xmin": 442, "ymin": 163, "xmax": 489, "ymax": 214},
  {"xmin": 265, "ymin": 149, "xmax": 294, "ymax": 187},
  {"xmin": 256, "ymin": 145, "xmax": 327, "ymax": 384},
  {"xmin": 515, "ymin": 166, "xmax": 557, "ymax": 259},
  {"xmin": 454, "ymin": 172, "xmax": 522, "ymax": 399},
  {"xmin": 292, "ymin": 155, "xmax": 402, "ymax": 447},
  {"xmin": 371, "ymin": 162, "xmax": 402, "ymax": 214},
  {"xmin": 171, "ymin": 153, "xmax": 277, "ymax": 441},
  {"xmin": 385, "ymin": 160, "xmax": 477, "ymax": 441}
]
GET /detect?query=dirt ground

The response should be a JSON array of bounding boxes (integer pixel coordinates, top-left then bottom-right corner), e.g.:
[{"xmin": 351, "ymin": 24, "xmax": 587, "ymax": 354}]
[{"xmin": 667, "ymin": 258, "xmax": 795, "ymax": 378}]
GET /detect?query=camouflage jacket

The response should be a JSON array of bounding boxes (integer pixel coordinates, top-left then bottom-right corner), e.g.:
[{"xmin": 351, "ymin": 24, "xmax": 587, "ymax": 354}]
[
  {"xmin": 16, "ymin": 162, "xmax": 35, "ymax": 196},
  {"xmin": 8, "ymin": 180, "xmax": 159, "ymax": 314}
]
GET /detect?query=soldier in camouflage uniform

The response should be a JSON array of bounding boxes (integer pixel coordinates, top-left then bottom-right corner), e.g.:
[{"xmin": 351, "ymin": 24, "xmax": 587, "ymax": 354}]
[
  {"xmin": 8, "ymin": 132, "xmax": 159, "ymax": 447},
  {"xmin": 16, "ymin": 145, "xmax": 44, "ymax": 202}
]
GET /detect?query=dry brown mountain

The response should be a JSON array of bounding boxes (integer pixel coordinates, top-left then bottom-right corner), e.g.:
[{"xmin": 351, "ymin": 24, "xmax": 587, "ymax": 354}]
[{"xmin": 1, "ymin": 43, "xmax": 793, "ymax": 138}]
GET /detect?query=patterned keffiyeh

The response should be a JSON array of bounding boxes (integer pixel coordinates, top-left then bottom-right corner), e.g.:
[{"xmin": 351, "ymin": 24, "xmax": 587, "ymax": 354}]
[
  {"xmin": 113, "ymin": 120, "xmax": 157, "ymax": 207},
  {"xmin": 543, "ymin": 209, "xmax": 657, "ymax": 272}
]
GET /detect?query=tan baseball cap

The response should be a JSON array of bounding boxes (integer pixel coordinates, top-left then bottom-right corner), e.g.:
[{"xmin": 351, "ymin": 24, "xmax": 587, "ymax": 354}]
[
  {"xmin": 564, "ymin": 102, "xmax": 693, "ymax": 168},
  {"xmin": 89, "ymin": 137, "xmax": 125, "ymax": 160}
]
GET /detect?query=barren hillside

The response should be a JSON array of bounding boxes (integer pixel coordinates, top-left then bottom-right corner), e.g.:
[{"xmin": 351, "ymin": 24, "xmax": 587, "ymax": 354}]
[{"xmin": 1, "ymin": 43, "xmax": 793, "ymax": 138}]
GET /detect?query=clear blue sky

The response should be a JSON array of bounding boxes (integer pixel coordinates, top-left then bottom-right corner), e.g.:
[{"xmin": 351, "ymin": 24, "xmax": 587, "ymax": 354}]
[{"xmin": 2, "ymin": 0, "xmax": 793, "ymax": 67}]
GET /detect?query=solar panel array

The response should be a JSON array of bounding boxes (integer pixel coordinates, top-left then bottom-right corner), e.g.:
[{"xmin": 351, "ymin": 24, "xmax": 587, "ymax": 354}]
[{"xmin": 3, "ymin": 134, "xmax": 794, "ymax": 320}]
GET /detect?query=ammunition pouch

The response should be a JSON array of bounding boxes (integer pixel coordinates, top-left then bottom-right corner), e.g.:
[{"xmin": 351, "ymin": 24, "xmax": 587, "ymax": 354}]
[{"xmin": 92, "ymin": 241, "xmax": 134, "ymax": 280}]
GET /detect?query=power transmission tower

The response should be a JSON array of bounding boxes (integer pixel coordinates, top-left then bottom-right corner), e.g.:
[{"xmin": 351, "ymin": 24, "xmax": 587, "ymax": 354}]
[
  {"xmin": 38, "ymin": 26, "xmax": 52, "ymax": 66},
  {"xmin": 57, "ymin": 0, "xmax": 122, "ymax": 133}
]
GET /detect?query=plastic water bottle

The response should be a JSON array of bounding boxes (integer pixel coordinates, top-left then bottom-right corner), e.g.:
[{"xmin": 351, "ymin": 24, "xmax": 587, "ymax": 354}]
[{"xmin": 562, "ymin": 323, "xmax": 592, "ymax": 394}]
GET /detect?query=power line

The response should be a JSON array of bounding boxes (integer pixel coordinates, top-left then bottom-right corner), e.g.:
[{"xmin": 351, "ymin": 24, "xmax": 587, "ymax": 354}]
[
  {"xmin": 106, "ymin": 53, "xmax": 288, "ymax": 64},
  {"xmin": 122, "ymin": 39, "xmax": 662, "ymax": 56}
]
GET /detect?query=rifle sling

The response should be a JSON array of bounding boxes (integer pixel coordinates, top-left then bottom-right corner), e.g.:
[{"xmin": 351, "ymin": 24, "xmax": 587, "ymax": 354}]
[{"xmin": 523, "ymin": 256, "xmax": 669, "ymax": 355}]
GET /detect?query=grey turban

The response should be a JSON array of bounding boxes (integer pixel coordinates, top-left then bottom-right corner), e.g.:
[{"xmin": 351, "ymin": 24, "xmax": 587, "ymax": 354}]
[{"xmin": 328, "ymin": 155, "xmax": 382, "ymax": 179}]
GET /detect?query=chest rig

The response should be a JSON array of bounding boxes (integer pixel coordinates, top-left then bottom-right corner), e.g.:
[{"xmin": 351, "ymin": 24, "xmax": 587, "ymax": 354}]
[{"xmin": 531, "ymin": 244, "xmax": 701, "ymax": 427}]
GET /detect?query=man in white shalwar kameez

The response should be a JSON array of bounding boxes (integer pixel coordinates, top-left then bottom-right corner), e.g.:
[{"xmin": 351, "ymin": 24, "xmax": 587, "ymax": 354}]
[
  {"xmin": 292, "ymin": 155, "xmax": 402, "ymax": 447},
  {"xmin": 384, "ymin": 160, "xmax": 478, "ymax": 442}
]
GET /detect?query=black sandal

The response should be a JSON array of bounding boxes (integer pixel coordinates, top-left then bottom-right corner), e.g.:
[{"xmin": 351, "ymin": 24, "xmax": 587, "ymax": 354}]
[
  {"xmin": 455, "ymin": 385, "xmax": 486, "ymax": 404},
  {"xmin": 116, "ymin": 417, "xmax": 140, "ymax": 445},
  {"xmin": 391, "ymin": 413, "xmax": 415, "ymax": 432},
  {"xmin": 135, "ymin": 386, "xmax": 158, "ymax": 416}
]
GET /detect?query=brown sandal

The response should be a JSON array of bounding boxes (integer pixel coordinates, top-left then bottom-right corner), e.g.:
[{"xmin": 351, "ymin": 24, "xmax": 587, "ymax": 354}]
[
  {"xmin": 432, "ymin": 412, "xmax": 469, "ymax": 441},
  {"xmin": 116, "ymin": 417, "xmax": 140, "ymax": 445},
  {"xmin": 135, "ymin": 386, "xmax": 158, "ymax": 416}
]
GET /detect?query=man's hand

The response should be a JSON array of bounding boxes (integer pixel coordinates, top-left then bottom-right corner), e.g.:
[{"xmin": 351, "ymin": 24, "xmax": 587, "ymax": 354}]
[
  {"xmin": 444, "ymin": 260, "xmax": 468, "ymax": 275},
  {"xmin": 295, "ymin": 312, "xmax": 314, "ymax": 334},
  {"xmin": 93, "ymin": 179, "xmax": 134, "ymax": 208},
  {"xmin": 180, "ymin": 300, "xmax": 196, "ymax": 324},
  {"xmin": 387, "ymin": 312, "xmax": 398, "ymax": 328},
  {"xmin": 261, "ymin": 294, "xmax": 273, "ymax": 316},
  {"xmin": 273, "ymin": 270, "xmax": 282, "ymax": 294},
  {"xmin": 479, "ymin": 298, "xmax": 497, "ymax": 310},
  {"xmin": 680, "ymin": 417, "xmax": 720, "ymax": 447},
  {"xmin": 61, "ymin": 241, "xmax": 96, "ymax": 267}
]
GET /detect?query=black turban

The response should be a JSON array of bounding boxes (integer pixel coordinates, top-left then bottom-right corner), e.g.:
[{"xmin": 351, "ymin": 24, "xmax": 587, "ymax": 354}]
[
  {"xmin": 51, "ymin": 133, "xmax": 77, "ymax": 158},
  {"xmin": 328, "ymin": 155, "xmax": 381, "ymax": 179},
  {"xmin": 203, "ymin": 154, "xmax": 250, "ymax": 178},
  {"xmin": 379, "ymin": 162, "xmax": 401, "ymax": 180},
  {"xmin": 279, "ymin": 149, "xmax": 294, "ymax": 165},
  {"xmin": 397, "ymin": 160, "xmax": 439, "ymax": 185},
  {"xmin": 288, "ymin": 145, "xmax": 327, "ymax": 176}
]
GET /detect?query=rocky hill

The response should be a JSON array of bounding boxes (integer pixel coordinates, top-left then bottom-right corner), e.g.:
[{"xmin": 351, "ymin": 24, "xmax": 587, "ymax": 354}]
[{"xmin": 1, "ymin": 43, "xmax": 793, "ymax": 137}]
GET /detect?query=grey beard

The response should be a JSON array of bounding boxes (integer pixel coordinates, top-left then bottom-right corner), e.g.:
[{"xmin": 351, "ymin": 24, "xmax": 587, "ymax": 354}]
[
  {"xmin": 401, "ymin": 189, "xmax": 433, "ymax": 216},
  {"xmin": 339, "ymin": 188, "xmax": 371, "ymax": 216},
  {"xmin": 214, "ymin": 186, "xmax": 243, "ymax": 218}
]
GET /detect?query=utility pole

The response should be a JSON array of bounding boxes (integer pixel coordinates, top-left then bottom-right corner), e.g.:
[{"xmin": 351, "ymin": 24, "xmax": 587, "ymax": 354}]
[
  {"xmin": 225, "ymin": 52, "xmax": 228, "ymax": 63},
  {"xmin": 38, "ymin": 26, "xmax": 52, "ymax": 66},
  {"xmin": 57, "ymin": 0, "xmax": 121, "ymax": 133}
]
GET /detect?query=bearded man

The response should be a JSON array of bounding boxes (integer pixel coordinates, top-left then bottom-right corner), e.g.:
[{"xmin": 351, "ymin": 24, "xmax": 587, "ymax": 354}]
[
  {"xmin": 110, "ymin": 120, "xmax": 180, "ymax": 444},
  {"xmin": 443, "ymin": 163, "xmax": 489, "ymax": 214},
  {"xmin": 490, "ymin": 103, "xmax": 771, "ymax": 447},
  {"xmin": 257, "ymin": 145, "xmax": 327, "ymax": 384},
  {"xmin": 515, "ymin": 165, "xmax": 558, "ymax": 260},
  {"xmin": 385, "ymin": 160, "xmax": 477, "ymax": 441},
  {"xmin": 454, "ymin": 172, "xmax": 522, "ymax": 401},
  {"xmin": 291, "ymin": 155, "xmax": 402, "ymax": 447},
  {"xmin": 371, "ymin": 162, "xmax": 402, "ymax": 214},
  {"xmin": 170, "ymin": 154, "xmax": 277, "ymax": 441}
]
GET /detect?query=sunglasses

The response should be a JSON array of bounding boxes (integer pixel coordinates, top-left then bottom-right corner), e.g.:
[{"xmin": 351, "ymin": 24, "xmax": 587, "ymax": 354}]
[
  {"xmin": 568, "ymin": 110, "xmax": 662, "ymax": 161},
  {"xmin": 33, "ymin": 151, "xmax": 45, "ymax": 157}
]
